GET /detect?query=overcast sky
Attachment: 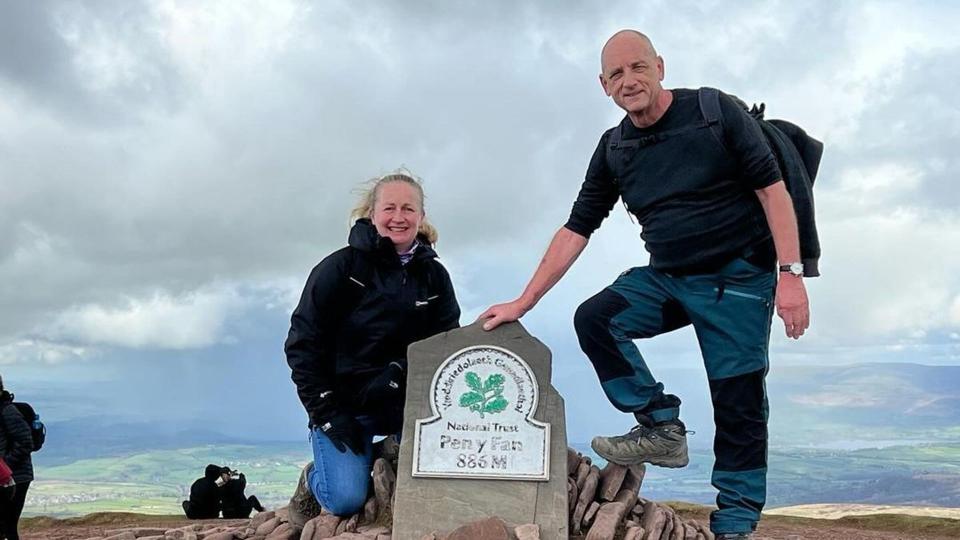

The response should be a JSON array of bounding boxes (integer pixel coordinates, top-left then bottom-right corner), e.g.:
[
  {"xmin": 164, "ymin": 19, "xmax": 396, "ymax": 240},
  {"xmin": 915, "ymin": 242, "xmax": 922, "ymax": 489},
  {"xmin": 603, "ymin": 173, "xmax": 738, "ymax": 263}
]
[{"xmin": 2, "ymin": 0, "xmax": 959, "ymax": 442}]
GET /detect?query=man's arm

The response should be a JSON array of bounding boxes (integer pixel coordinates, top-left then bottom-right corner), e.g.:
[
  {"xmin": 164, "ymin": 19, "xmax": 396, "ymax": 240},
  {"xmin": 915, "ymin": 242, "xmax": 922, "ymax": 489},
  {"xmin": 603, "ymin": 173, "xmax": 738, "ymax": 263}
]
[
  {"xmin": 755, "ymin": 180, "xmax": 810, "ymax": 339},
  {"xmin": 479, "ymin": 226, "xmax": 588, "ymax": 330}
]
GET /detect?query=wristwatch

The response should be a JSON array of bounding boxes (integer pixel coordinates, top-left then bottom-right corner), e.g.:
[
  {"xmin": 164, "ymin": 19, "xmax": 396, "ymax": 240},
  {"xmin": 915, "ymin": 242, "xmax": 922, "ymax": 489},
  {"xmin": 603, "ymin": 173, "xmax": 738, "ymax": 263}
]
[{"xmin": 779, "ymin": 262, "xmax": 804, "ymax": 277}]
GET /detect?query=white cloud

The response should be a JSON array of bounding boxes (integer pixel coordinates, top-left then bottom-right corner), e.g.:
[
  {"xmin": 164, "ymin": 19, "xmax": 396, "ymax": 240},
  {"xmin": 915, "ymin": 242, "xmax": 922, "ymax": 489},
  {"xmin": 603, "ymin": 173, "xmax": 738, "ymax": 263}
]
[
  {"xmin": 0, "ymin": 339, "xmax": 91, "ymax": 365},
  {"xmin": 835, "ymin": 163, "xmax": 922, "ymax": 206},
  {"xmin": 52, "ymin": 286, "xmax": 243, "ymax": 349},
  {"xmin": 950, "ymin": 296, "xmax": 960, "ymax": 327}
]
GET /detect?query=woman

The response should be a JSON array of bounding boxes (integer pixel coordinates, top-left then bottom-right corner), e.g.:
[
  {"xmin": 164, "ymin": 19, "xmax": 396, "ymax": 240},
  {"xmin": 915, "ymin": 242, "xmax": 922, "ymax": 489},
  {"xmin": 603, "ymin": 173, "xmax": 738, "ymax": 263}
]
[
  {"xmin": 284, "ymin": 171, "xmax": 460, "ymax": 526},
  {"xmin": 0, "ymin": 377, "xmax": 34, "ymax": 540},
  {"xmin": 219, "ymin": 468, "xmax": 265, "ymax": 518}
]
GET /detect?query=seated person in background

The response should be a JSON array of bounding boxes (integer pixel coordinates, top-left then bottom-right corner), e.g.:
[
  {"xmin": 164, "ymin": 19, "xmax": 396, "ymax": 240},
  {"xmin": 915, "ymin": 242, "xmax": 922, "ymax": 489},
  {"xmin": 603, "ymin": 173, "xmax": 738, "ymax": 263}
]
[
  {"xmin": 219, "ymin": 467, "xmax": 265, "ymax": 518},
  {"xmin": 181, "ymin": 464, "xmax": 222, "ymax": 519}
]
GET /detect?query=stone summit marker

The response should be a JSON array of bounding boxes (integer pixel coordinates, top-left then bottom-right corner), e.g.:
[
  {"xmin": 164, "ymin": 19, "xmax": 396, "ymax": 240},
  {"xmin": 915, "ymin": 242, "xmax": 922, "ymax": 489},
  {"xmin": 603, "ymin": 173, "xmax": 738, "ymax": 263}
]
[
  {"xmin": 393, "ymin": 321, "xmax": 568, "ymax": 539},
  {"xmin": 412, "ymin": 344, "xmax": 550, "ymax": 480}
]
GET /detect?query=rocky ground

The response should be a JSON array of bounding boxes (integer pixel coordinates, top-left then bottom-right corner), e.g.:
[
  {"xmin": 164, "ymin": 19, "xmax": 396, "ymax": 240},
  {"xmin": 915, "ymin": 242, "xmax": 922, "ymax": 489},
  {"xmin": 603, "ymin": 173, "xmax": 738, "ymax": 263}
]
[{"xmin": 20, "ymin": 507, "xmax": 960, "ymax": 540}]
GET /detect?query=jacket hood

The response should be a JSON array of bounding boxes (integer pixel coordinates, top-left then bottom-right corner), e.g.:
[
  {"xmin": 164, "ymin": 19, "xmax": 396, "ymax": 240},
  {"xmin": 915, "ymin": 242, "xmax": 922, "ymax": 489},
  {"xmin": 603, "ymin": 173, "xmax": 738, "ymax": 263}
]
[
  {"xmin": 348, "ymin": 219, "xmax": 437, "ymax": 264},
  {"xmin": 205, "ymin": 464, "xmax": 223, "ymax": 480}
]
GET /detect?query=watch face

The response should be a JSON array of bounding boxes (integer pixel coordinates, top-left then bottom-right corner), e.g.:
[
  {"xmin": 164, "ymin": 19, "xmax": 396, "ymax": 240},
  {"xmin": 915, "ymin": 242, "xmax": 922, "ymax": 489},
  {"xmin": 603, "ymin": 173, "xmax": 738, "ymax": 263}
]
[{"xmin": 780, "ymin": 262, "xmax": 804, "ymax": 275}]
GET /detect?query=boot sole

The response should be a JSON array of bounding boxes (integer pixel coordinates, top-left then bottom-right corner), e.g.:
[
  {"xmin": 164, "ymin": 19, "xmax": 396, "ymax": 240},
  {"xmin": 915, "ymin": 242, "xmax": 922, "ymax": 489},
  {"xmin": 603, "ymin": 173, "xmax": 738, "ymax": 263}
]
[{"xmin": 596, "ymin": 452, "xmax": 689, "ymax": 468}]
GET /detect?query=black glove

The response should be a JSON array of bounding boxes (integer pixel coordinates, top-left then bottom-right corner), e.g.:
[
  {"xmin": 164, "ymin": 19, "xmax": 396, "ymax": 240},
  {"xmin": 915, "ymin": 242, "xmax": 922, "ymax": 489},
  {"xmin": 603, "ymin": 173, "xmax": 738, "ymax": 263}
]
[
  {"xmin": 357, "ymin": 361, "xmax": 407, "ymax": 409},
  {"xmin": 318, "ymin": 413, "xmax": 365, "ymax": 455}
]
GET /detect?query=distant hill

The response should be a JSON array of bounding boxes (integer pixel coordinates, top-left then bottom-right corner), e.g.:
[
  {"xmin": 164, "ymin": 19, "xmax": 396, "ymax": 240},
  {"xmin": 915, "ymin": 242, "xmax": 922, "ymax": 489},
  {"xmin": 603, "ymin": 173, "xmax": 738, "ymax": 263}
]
[
  {"xmin": 36, "ymin": 417, "xmax": 264, "ymax": 465},
  {"xmin": 768, "ymin": 363, "xmax": 960, "ymax": 446},
  {"xmin": 553, "ymin": 361, "xmax": 960, "ymax": 448}
]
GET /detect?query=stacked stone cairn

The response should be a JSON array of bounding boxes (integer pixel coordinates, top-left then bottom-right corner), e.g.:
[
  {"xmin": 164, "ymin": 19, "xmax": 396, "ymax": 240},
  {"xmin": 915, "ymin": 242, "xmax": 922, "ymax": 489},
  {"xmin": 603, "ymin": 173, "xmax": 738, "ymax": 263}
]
[
  {"xmin": 566, "ymin": 448, "xmax": 713, "ymax": 540},
  {"xmin": 82, "ymin": 447, "xmax": 711, "ymax": 540}
]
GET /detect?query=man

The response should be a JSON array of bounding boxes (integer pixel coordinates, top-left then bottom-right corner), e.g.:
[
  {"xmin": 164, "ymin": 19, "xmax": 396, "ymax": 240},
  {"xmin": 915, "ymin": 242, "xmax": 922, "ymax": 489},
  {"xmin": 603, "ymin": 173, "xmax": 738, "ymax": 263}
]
[
  {"xmin": 182, "ymin": 464, "xmax": 223, "ymax": 519},
  {"xmin": 480, "ymin": 30, "xmax": 810, "ymax": 539}
]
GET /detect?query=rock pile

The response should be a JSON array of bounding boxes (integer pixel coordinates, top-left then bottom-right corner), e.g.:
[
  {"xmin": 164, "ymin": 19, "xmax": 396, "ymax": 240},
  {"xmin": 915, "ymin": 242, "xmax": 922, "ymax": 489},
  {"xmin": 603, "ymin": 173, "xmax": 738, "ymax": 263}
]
[{"xmin": 566, "ymin": 448, "xmax": 714, "ymax": 540}]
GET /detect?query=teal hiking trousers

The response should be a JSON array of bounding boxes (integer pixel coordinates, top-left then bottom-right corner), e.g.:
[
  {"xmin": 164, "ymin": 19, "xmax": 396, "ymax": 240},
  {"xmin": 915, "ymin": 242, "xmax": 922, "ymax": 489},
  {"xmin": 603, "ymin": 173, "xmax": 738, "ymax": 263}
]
[{"xmin": 573, "ymin": 255, "xmax": 775, "ymax": 535}]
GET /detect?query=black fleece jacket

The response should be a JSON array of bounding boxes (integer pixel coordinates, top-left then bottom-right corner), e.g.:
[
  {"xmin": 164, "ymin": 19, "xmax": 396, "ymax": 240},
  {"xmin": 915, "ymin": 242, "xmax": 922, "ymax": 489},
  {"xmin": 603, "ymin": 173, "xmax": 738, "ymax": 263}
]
[
  {"xmin": 285, "ymin": 219, "xmax": 461, "ymax": 427},
  {"xmin": 0, "ymin": 393, "xmax": 34, "ymax": 483},
  {"xmin": 220, "ymin": 473, "xmax": 251, "ymax": 518}
]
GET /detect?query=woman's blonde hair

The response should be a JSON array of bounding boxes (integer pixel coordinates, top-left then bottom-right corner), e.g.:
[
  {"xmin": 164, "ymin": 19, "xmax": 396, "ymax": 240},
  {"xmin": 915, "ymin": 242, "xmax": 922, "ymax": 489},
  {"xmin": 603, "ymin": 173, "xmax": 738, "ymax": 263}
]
[{"xmin": 350, "ymin": 169, "xmax": 439, "ymax": 245}]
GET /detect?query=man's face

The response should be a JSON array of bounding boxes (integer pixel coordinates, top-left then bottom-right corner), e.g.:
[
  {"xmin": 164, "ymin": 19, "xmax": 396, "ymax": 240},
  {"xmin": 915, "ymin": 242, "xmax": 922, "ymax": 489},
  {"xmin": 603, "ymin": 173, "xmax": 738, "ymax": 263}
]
[{"xmin": 599, "ymin": 35, "xmax": 664, "ymax": 115}]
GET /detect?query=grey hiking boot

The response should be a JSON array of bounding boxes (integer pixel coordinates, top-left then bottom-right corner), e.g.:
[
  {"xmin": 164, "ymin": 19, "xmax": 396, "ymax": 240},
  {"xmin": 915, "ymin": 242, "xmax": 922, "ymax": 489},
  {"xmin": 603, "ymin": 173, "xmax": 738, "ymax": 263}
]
[
  {"xmin": 591, "ymin": 420, "xmax": 690, "ymax": 468},
  {"xmin": 288, "ymin": 462, "xmax": 322, "ymax": 529}
]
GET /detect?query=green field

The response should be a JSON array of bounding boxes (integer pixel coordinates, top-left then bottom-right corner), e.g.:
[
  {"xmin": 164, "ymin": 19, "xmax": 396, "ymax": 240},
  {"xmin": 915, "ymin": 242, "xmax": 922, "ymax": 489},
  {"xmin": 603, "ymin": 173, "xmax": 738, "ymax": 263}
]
[
  {"xmin": 27, "ymin": 443, "xmax": 311, "ymax": 517},
  {"xmin": 25, "ymin": 442, "xmax": 960, "ymax": 517}
]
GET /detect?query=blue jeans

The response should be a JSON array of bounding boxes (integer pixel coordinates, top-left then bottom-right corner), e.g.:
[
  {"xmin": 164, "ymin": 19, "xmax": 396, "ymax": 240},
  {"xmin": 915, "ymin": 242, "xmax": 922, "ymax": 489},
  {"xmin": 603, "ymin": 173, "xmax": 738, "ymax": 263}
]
[
  {"xmin": 307, "ymin": 415, "xmax": 393, "ymax": 516},
  {"xmin": 574, "ymin": 256, "xmax": 775, "ymax": 534}
]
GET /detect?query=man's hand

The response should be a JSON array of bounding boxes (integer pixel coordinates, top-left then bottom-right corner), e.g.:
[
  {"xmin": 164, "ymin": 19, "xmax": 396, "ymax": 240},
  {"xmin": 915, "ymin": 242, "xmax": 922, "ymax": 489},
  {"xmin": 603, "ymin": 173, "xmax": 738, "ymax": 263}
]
[
  {"xmin": 478, "ymin": 299, "xmax": 529, "ymax": 331},
  {"xmin": 776, "ymin": 275, "xmax": 809, "ymax": 339},
  {"xmin": 478, "ymin": 227, "xmax": 589, "ymax": 332}
]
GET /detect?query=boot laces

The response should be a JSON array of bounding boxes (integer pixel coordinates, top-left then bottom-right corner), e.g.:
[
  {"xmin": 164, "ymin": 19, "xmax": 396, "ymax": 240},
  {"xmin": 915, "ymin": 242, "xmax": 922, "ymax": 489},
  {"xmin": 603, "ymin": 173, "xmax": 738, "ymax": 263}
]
[{"xmin": 623, "ymin": 422, "xmax": 694, "ymax": 443}]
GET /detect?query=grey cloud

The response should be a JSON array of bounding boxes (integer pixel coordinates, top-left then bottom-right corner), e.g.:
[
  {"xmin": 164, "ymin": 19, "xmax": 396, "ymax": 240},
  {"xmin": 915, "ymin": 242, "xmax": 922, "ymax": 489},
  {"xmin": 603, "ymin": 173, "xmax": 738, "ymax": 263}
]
[
  {"xmin": 0, "ymin": 0, "xmax": 184, "ymax": 127},
  {"xmin": 0, "ymin": 1, "xmax": 76, "ymax": 101},
  {"xmin": 2, "ymin": 0, "xmax": 958, "ymax": 358},
  {"xmin": 836, "ymin": 47, "xmax": 960, "ymax": 210}
]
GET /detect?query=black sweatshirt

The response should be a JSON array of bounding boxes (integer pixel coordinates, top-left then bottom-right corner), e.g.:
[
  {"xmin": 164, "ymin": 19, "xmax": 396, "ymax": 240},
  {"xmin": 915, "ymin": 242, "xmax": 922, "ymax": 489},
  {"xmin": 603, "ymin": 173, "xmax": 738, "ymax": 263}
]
[{"xmin": 565, "ymin": 88, "xmax": 782, "ymax": 273}]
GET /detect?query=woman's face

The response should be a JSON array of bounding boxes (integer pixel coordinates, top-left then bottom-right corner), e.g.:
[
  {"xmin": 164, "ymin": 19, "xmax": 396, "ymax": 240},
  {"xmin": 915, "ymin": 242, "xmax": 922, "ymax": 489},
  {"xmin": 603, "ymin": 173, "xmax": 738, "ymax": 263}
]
[{"xmin": 371, "ymin": 181, "xmax": 423, "ymax": 252}]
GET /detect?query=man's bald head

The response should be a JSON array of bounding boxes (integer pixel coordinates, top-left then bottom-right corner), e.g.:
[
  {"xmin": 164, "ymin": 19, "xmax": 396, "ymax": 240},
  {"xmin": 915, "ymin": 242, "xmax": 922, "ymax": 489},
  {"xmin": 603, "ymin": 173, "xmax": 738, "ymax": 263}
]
[
  {"xmin": 601, "ymin": 30, "xmax": 657, "ymax": 74},
  {"xmin": 597, "ymin": 29, "xmax": 668, "ymax": 125}
]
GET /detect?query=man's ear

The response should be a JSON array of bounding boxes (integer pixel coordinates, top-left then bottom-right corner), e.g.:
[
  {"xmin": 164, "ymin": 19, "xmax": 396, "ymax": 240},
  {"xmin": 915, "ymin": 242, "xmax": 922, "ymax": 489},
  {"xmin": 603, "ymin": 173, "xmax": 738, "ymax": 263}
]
[{"xmin": 599, "ymin": 74, "xmax": 611, "ymax": 96}]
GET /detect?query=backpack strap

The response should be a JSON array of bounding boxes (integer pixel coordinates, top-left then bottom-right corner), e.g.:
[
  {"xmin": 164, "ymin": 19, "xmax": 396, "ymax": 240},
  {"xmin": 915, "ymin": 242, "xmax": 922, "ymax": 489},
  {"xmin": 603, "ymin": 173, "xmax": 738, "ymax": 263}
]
[
  {"xmin": 605, "ymin": 117, "xmax": 706, "ymax": 175},
  {"xmin": 698, "ymin": 87, "xmax": 729, "ymax": 154},
  {"xmin": 604, "ymin": 123, "xmax": 626, "ymax": 177}
]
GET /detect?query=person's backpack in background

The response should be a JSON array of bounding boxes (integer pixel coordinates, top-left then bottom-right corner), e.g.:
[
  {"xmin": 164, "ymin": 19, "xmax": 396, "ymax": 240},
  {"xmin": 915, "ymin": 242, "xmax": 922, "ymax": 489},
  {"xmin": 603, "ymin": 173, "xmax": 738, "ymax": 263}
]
[
  {"xmin": 699, "ymin": 87, "xmax": 824, "ymax": 277},
  {"xmin": 7, "ymin": 402, "xmax": 45, "ymax": 452}
]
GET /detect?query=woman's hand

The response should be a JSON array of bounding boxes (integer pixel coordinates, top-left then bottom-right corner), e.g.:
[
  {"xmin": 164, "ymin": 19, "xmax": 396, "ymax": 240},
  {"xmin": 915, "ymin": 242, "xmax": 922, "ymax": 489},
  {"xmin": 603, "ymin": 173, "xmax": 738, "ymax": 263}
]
[
  {"xmin": 357, "ymin": 361, "xmax": 406, "ymax": 408},
  {"xmin": 320, "ymin": 414, "xmax": 365, "ymax": 455}
]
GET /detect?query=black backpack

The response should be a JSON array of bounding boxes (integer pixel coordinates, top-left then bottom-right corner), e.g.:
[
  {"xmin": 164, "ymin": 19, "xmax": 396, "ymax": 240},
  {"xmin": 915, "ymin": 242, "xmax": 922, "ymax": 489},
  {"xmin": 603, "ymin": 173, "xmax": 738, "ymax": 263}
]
[
  {"xmin": 2, "ymin": 402, "xmax": 45, "ymax": 452},
  {"xmin": 698, "ymin": 87, "xmax": 823, "ymax": 277}
]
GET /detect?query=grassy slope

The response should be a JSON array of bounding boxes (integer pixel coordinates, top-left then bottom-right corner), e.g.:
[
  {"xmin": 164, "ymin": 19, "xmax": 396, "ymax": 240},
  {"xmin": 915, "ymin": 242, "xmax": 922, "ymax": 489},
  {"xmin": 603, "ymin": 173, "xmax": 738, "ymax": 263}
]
[
  {"xmin": 26, "ymin": 443, "xmax": 960, "ymax": 517},
  {"xmin": 27, "ymin": 443, "xmax": 310, "ymax": 517}
]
